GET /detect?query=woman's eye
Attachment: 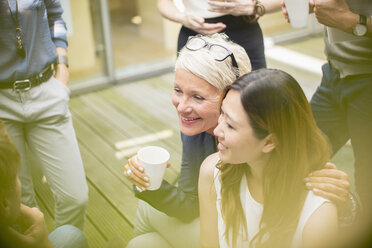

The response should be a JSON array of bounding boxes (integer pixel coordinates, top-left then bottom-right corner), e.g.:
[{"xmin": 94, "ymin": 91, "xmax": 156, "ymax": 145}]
[
  {"xmin": 193, "ymin": 95, "xmax": 205, "ymax": 101},
  {"xmin": 226, "ymin": 123, "xmax": 234, "ymax": 129},
  {"xmin": 174, "ymin": 88, "xmax": 182, "ymax": 94}
]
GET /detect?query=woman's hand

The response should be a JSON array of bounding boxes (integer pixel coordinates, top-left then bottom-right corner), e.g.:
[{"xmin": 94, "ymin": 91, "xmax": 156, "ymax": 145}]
[
  {"xmin": 305, "ymin": 162, "xmax": 350, "ymax": 205},
  {"xmin": 182, "ymin": 14, "xmax": 226, "ymax": 35},
  {"xmin": 124, "ymin": 155, "xmax": 150, "ymax": 192},
  {"xmin": 208, "ymin": 0, "xmax": 256, "ymax": 16}
]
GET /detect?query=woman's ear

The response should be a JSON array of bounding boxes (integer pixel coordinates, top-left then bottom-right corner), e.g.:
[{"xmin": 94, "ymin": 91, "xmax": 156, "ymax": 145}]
[{"xmin": 262, "ymin": 134, "xmax": 277, "ymax": 154}]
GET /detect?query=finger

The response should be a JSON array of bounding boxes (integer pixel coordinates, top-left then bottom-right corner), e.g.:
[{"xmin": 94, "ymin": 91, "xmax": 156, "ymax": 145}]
[
  {"xmin": 129, "ymin": 170, "xmax": 150, "ymax": 190},
  {"xmin": 309, "ymin": 169, "xmax": 349, "ymax": 180},
  {"xmin": 202, "ymin": 22, "xmax": 226, "ymax": 30},
  {"xmin": 208, "ymin": 8, "xmax": 229, "ymax": 13},
  {"xmin": 127, "ymin": 158, "xmax": 149, "ymax": 183},
  {"xmin": 126, "ymin": 159, "xmax": 150, "ymax": 189},
  {"xmin": 306, "ymin": 182, "xmax": 349, "ymax": 201},
  {"xmin": 311, "ymin": 188, "xmax": 346, "ymax": 204},
  {"xmin": 208, "ymin": 1, "xmax": 235, "ymax": 8},
  {"xmin": 130, "ymin": 156, "xmax": 144, "ymax": 172},
  {"xmin": 305, "ymin": 176, "xmax": 350, "ymax": 191},
  {"xmin": 189, "ymin": 15, "xmax": 205, "ymax": 25},
  {"xmin": 324, "ymin": 162, "xmax": 337, "ymax": 169},
  {"xmin": 309, "ymin": 0, "xmax": 315, "ymax": 13},
  {"xmin": 188, "ymin": 19, "xmax": 203, "ymax": 29}
]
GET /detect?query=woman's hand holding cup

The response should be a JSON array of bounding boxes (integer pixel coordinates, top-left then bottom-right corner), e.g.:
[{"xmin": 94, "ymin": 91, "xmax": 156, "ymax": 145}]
[
  {"xmin": 124, "ymin": 146, "xmax": 171, "ymax": 192},
  {"xmin": 124, "ymin": 155, "xmax": 150, "ymax": 192}
]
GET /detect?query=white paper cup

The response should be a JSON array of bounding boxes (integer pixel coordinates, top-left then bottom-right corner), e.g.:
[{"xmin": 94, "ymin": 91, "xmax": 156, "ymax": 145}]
[
  {"xmin": 285, "ymin": 0, "xmax": 309, "ymax": 29},
  {"xmin": 137, "ymin": 146, "xmax": 170, "ymax": 190}
]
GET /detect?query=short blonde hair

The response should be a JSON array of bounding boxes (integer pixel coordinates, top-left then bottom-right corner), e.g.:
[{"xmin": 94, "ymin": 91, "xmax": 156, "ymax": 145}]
[{"xmin": 175, "ymin": 33, "xmax": 251, "ymax": 91}]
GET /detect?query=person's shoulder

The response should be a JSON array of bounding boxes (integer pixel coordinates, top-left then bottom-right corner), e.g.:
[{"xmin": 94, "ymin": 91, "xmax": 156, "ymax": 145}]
[
  {"xmin": 302, "ymin": 193, "xmax": 338, "ymax": 247},
  {"xmin": 200, "ymin": 153, "xmax": 219, "ymax": 181}
]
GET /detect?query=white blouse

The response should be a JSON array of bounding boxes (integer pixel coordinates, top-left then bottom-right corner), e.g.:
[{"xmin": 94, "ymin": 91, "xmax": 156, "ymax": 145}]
[
  {"xmin": 214, "ymin": 168, "xmax": 329, "ymax": 248},
  {"xmin": 183, "ymin": 0, "xmax": 226, "ymax": 19}
]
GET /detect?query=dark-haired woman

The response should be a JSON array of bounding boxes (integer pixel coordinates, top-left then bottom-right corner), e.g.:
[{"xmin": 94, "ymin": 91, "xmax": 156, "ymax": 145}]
[{"xmin": 199, "ymin": 69, "xmax": 338, "ymax": 248}]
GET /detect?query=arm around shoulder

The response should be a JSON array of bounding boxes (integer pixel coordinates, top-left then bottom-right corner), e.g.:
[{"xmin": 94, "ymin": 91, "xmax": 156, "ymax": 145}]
[
  {"xmin": 199, "ymin": 153, "xmax": 220, "ymax": 248},
  {"xmin": 302, "ymin": 202, "xmax": 338, "ymax": 248}
]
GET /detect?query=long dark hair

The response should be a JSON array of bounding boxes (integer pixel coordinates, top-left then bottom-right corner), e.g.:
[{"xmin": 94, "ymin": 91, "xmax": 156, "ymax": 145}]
[{"xmin": 218, "ymin": 69, "xmax": 330, "ymax": 247}]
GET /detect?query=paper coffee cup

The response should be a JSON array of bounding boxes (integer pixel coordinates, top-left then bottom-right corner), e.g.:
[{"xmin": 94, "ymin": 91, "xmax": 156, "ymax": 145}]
[
  {"xmin": 137, "ymin": 146, "xmax": 170, "ymax": 190},
  {"xmin": 285, "ymin": 0, "xmax": 309, "ymax": 29}
]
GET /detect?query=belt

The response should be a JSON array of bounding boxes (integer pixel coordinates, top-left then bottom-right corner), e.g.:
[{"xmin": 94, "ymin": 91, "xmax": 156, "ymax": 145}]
[{"xmin": 0, "ymin": 65, "xmax": 54, "ymax": 91}]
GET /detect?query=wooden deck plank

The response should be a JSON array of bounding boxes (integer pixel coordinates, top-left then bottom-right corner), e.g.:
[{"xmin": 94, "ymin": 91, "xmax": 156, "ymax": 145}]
[
  {"xmin": 98, "ymin": 88, "xmax": 181, "ymax": 151},
  {"xmin": 112, "ymin": 79, "xmax": 179, "ymax": 131},
  {"xmin": 78, "ymin": 141, "xmax": 139, "ymax": 224},
  {"xmin": 85, "ymin": 180, "xmax": 134, "ymax": 246},
  {"xmin": 70, "ymin": 95, "xmax": 181, "ymax": 184},
  {"xmin": 78, "ymin": 92, "xmax": 182, "ymax": 159},
  {"xmin": 98, "ymin": 90, "xmax": 182, "ymax": 164},
  {"xmin": 70, "ymin": 100, "xmax": 179, "ymax": 185},
  {"xmin": 83, "ymin": 218, "xmax": 107, "ymax": 248}
]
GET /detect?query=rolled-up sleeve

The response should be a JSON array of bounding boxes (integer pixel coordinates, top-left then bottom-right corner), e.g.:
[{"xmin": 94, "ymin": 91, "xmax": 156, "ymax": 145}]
[{"xmin": 45, "ymin": 0, "xmax": 68, "ymax": 49}]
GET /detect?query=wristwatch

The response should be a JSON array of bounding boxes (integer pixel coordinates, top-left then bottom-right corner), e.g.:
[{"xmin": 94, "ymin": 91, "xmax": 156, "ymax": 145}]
[
  {"xmin": 352, "ymin": 14, "xmax": 367, "ymax": 37},
  {"xmin": 55, "ymin": 55, "xmax": 69, "ymax": 68}
]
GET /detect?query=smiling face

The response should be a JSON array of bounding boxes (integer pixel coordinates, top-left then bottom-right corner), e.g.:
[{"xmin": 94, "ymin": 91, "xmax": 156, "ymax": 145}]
[
  {"xmin": 172, "ymin": 68, "xmax": 221, "ymax": 136},
  {"xmin": 214, "ymin": 90, "xmax": 270, "ymax": 165}
]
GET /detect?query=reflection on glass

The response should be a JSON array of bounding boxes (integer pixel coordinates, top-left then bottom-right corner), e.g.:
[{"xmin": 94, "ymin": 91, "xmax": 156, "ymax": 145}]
[
  {"xmin": 260, "ymin": 12, "xmax": 293, "ymax": 36},
  {"xmin": 64, "ymin": 0, "xmax": 105, "ymax": 83},
  {"xmin": 109, "ymin": 0, "xmax": 177, "ymax": 70}
]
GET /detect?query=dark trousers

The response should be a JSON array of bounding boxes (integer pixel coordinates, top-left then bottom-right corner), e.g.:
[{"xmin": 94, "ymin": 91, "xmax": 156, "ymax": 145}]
[
  {"xmin": 177, "ymin": 15, "xmax": 266, "ymax": 70},
  {"xmin": 310, "ymin": 63, "xmax": 372, "ymax": 217}
]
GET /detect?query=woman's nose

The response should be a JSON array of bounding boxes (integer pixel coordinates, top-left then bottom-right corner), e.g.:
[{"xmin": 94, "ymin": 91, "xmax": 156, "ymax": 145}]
[
  {"xmin": 213, "ymin": 119, "xmax": 224, "ymax": 138},
  {"xmin": 177, "ymin": 98, "xmax": 192, "ymax": 113}
]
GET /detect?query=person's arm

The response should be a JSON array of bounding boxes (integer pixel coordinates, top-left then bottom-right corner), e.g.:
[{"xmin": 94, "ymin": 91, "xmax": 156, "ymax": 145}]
[
  {"xmin": 199, "ymin": 153, "xmax": 219, "ymax": 248},
  {"xmin": 8, "ymin": 204, "xmax": 53, "ymax": 248},
  {"xmin": 54, "ymin": 47, "xmax": 69, "ymax": 86},
  {"xmin": 44, "ymin": 0, "xmax": 68, "ymax": 49},
  {"xmin": 208, "ymin": 0, "xmax": 281, "ymax": 16},
  {"xmin": 157, "ymin": 0, "xmax": 226, "ymax": 35},
  {"xmin": 157, "ymin": 0, "xmax": 189, "ymax": 25},
  {"xmin": 302, "ymin": 202, "xmax": 338, "ymax": 248},
  {"xmin": 125, "ymin": 132, "xmax": 216, "ymax": 222},
  {"xmin": 259, "ymin": 0, "xmax": 282, "ymax": 13},
  {"xmin": 44, "ymin": 0, "xmax": 69, "ymax": 86},
  {"xmin": 313, "ymin": 0, "xmax": 372, "ymax": 38}
]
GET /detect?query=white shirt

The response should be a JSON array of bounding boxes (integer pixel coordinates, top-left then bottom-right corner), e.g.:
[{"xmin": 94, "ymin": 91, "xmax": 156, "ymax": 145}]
[
  {"xmin": 214, "ymin": 168, "xmax": 329, "ymax": 248},
  {"xmin": 183, "ymin": 0, "xmax": 226, "ymax": 19}
]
